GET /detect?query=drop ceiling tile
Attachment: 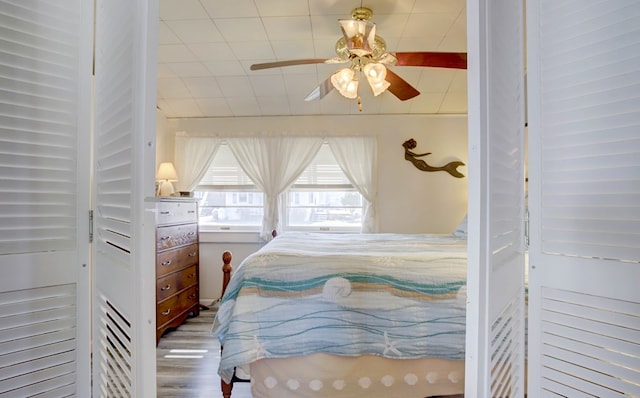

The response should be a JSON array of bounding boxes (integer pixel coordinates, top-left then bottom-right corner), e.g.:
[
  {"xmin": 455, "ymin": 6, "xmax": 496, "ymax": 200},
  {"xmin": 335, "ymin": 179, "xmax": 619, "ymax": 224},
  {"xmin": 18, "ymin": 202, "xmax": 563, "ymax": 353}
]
[
  {"xmin": 249, "ymin": 75, "xmax": 287, "ymax": 97},
  {"xmin": 416, "ymin": 69, "xmax": 456, "ymax": 93},
  {"xmin": 413, "ymin": 0, "xmax": 466, "ymax": 13},
  {"xmin": 165, "ymin": 98, "xmax": 204, "ymax": 117},
  {"xmin": 283, "ymin": 73, "xmax": 323, "ymax": 99},
  {"xmin": 158, "ymin": 22, "xmax": 181, "ymax": 44},
  {"xmin": 271, "ymin": 39, "xmax": 316, "ymax": 59},
  {"xmin": 217, "ymin": 76, "xmax": 255, "ymax": 97},
  {"xmin": 438, "ymin": 91, "xmax": 468, "ymax": 113},
  {"xmin": 195, "ymin": 98, "xmax": 233, "ymax": 116},
  {"xmin": 437, "ymin": 14, "xmax": 467, "ymax": 51},
  {"xmin": 255, "ymin": 0, "xmax": 310, "ymax": 16},
  {"xmin": 308, "ymin": 0, "xmax": 357, "ymax": 16},
  {"xmin": 227, "ymin": 97, "xmax": 262, "ymax": 116},
  {"xmin": 371, "ymin": 0, "xmax": 416, "ymax": 14},
  {"xmin": 232, "ymin": 42, "xmax": 277, "ymax": 61},
  {"xmin": 166, "ymin": 62, "xmax": 211, "ymax": 77},
  {"xmin": 215, "ymin": 18, "xmax": 268, "ymax": 42},
  {"xmin": 183, "ymin": 77, "xmax": 223, "ymax": 98},
  {"xmin": 158, "ymin": 44, "xmax": 198, "ymax": 63},
  {"xmin": 372, "ymin": 14, "xmax": 410, "ymax": 38},
  {"xmin": 403, "ymin": 12, "xmax": 458, "ymax": 39},
  {"xmin": 204, "ymin": 60, "xmax": 246, "ymax": 76},
  {"xmin": 166, "ymin": 19, "xmax": 224, "ymax": 43},
  {"xmin": 289, "ymin": 100, "xmax": 321, "ymax": 115},
  {"xmin": 156, "ymin": 99, "xmax": 174, "ymax": 116},
  {"xmin": 263, "ymin": 16, "xmax": 313, "ymax": 41},
  {"xmin": 408, "ymin": 91, "xmax": 446, "ymax": 113},
  {"xmin": 187, "ymin": 42, "xmax": 237, "ymax": 61},
  {"xmin": 448, "ymin": 70, "xmax": 468, "ymax": 92},
  {"xmin": 157, "ymin": 77, "xmax": 192, "ymax": 98},
  {"xmin": 160, "ymin": 0, "xmax": 209, "ymax": 20},
  {"xmin": 257, "ymin": 96, "xmax": 291, "ymax": 115},
  {"xmin": 310, "ymin": 15, "xmax": 344, "ymax": 40},
  {"xmin": 157, "ymin": 64, "xmax": 177, "ymax": 78},
  {"xmin": 200, "ymin": 0, "xmax": 259, "ymax": 18}
]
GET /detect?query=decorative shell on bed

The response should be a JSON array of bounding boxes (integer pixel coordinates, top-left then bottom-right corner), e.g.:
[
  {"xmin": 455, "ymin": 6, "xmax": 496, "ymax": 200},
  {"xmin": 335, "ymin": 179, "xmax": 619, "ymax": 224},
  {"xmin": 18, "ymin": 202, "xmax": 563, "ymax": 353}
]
[{"xmin": 322, "ymin": 277, "xmax": 352, "ymax": 301}]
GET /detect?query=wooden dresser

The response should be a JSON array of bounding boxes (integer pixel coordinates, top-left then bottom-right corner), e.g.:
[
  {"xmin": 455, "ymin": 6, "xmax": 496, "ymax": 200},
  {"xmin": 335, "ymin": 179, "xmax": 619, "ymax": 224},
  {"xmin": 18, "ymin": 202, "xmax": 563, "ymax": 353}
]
[{"xmin": 155, "ymin": 198, "xmax": 200, "ymax": 344}]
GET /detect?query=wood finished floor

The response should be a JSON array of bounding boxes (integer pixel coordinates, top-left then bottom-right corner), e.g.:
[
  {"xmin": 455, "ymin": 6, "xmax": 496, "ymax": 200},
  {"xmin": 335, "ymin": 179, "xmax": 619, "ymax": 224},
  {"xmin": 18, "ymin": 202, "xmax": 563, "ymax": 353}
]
[{"xmin": 156, "ymin": 304, "xmax": 252, "ymax": 397}]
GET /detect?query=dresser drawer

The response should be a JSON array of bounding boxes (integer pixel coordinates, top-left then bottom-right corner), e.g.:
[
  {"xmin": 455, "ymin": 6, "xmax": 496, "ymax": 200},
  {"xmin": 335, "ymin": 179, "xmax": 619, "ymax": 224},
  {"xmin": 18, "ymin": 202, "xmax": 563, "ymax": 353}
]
[
  {"xmin": 156, "ymin": 285, "xmax": 199, "ymax": 327},
  {"xmin": 156, "ymin": 223, "xmax": 198, "ymax": 251},
  {"xmin": 156, "ymin": 243, "xmax": 198, "ymax": 277},
  {"xmin": 156, "ymin": 265, "xmax": 198, "ymax": 302},
  {"xmin": 157, "ymin": 200, "xmax": 197, "ymax": 225}
]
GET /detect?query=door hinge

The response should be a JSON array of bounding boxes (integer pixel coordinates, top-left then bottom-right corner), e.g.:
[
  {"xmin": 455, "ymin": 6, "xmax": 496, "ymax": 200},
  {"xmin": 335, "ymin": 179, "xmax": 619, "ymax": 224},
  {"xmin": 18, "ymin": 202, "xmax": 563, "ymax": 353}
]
[
  {"xmin": 524, "ymin": 208, "xmax": 530, "ymax": 248},
  {"xmin": 89, "ymin": 209, "xmax": 94, "ymax": 243}
]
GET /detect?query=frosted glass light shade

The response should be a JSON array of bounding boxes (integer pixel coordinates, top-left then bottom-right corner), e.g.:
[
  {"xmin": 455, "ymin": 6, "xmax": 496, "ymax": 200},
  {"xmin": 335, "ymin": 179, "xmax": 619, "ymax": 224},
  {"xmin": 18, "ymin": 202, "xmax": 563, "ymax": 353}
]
[
  {"xmin": 331, "ymin": 68, "xmax": 359, "ymax": 99},
  {"xmin": 339, "ymin": 19, "xmax": 376, "ymax": 56},
  {"xmin": 363, "ymin": 63, "xmax": 390, "ymax": 96}
]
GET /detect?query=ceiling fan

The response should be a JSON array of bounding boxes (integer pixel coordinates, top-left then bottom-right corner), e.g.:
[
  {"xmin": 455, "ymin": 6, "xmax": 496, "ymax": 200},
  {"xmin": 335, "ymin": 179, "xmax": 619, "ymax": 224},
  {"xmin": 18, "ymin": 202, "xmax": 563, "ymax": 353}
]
[{"xmin": 250, "ymin": 7, "xmax": 467, "ymax": 109}]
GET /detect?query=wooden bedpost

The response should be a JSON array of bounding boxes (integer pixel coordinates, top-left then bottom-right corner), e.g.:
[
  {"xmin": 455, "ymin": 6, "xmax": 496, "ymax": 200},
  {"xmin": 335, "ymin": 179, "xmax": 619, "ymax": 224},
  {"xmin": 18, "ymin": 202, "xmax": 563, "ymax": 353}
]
[
  {"xmin": 221, "ymin": 250, "xmax": 233, "ymax": 398},
  {"xmin": 221, "ymin": 250, "xmax": 232, "ymax": 297}
]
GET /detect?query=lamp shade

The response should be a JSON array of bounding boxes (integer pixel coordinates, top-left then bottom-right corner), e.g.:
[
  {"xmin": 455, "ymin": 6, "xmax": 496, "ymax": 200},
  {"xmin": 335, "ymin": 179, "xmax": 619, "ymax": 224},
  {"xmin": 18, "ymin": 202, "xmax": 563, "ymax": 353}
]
[{"xmin": 156, "ymin": 162, "xmax": 178, "ymax": 181}]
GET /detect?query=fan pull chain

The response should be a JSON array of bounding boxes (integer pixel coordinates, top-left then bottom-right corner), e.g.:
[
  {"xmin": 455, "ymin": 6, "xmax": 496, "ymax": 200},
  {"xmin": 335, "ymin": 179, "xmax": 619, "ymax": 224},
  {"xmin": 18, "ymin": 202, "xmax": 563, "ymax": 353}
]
[{"xmin": 358, "ymin": 96, "xmax": 363, "ymax": 112}]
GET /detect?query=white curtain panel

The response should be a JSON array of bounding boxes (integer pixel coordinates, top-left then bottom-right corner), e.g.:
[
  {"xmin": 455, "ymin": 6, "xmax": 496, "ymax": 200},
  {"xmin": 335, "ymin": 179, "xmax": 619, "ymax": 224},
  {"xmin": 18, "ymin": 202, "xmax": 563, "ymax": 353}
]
[
  {"xmin": 328, "ymin": 136, "xmax": 378, "ymax": 233},
  {"xmin": 174, "ymin": 134, "xmax": 221, "ymax": 192},
  {"xmin": 228, "ymin": 136, "xmax": 323, "ymax": 240}
]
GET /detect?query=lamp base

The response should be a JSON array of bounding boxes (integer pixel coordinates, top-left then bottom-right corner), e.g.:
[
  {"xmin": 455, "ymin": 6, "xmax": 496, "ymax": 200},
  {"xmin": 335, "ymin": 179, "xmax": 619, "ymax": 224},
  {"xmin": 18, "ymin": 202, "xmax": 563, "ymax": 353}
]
[{"xmin": 158, "ymin": 180, "xmax": 175, "ymax": 196}]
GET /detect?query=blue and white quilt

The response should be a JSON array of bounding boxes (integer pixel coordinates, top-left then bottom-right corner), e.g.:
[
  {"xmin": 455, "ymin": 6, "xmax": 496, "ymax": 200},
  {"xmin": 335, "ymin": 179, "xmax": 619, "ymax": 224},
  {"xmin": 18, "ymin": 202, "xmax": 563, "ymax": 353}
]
[{"xmin": 212, "ymin": 232, "xmax": 468, "ymax": 383}]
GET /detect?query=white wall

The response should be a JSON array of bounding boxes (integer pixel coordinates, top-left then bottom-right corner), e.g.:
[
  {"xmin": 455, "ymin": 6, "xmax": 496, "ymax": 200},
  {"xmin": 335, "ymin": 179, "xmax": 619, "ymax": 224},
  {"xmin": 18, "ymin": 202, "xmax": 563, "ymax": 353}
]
[{"xmin": 157, "ymin": 114, "xmax": 468, "ymax": 302}]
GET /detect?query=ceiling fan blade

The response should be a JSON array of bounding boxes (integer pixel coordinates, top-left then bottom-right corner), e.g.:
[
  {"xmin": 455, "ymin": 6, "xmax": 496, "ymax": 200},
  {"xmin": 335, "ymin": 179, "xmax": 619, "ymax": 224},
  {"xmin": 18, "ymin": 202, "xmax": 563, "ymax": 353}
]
[
  {"xmin": 385, "ymin": 69, "xmax": 420, "ymax": 101},
  {"xmin": 393, "ymin": 52, "xmax": 467, "ymax": 69},
  {"xmin": 304, "ymin": 76, "xmax": 334, "ymax": 101},
  {"xmin": 250, "ymin": 58, "xmax": 333, "ymax": 71}
]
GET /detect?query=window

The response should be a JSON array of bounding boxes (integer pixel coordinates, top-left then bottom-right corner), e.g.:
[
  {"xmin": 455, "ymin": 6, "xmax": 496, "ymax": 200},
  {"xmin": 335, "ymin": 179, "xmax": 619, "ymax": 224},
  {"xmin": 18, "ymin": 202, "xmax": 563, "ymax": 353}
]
[
  {"xmin": 194, "ymin": 141, "xmax": 363, "ymax": 233},
  {"xmin": 283, "ymin": 143, "xmax": 363, "ymax": 232},
  {"xmin": 194, "ymin": 144, "xmax": 263, "ymax": 230}
]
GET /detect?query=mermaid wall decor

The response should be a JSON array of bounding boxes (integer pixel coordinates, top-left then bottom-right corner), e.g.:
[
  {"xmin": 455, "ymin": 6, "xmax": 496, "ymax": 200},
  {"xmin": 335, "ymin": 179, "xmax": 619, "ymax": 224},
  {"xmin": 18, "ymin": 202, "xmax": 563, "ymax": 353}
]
[{"xmin": 402, "ymin": 138, "xmax": 465, "ymax": 178}]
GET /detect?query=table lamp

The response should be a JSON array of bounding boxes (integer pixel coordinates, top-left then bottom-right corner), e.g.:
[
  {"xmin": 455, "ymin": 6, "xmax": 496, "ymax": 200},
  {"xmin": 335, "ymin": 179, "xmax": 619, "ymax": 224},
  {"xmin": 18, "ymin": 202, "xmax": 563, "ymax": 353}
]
[{"xmin": 156, "ymin": 162, "xmax": 178, "ymax": 196}]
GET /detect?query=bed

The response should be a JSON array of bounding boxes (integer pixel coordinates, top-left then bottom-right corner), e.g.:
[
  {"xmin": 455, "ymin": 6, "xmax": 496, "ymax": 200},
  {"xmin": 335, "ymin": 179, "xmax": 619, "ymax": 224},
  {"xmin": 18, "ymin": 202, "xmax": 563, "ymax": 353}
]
[{"xmin": 212, "ymin": 231, "xmax": 468, "ymax": 398}]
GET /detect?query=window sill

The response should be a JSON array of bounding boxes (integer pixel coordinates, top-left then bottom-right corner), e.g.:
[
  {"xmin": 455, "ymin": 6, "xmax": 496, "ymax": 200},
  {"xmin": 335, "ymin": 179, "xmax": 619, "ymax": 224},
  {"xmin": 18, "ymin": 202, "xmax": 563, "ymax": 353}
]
[{"xmin": 199, "ymin": 229, "xmax": 263, "ymax": 244}]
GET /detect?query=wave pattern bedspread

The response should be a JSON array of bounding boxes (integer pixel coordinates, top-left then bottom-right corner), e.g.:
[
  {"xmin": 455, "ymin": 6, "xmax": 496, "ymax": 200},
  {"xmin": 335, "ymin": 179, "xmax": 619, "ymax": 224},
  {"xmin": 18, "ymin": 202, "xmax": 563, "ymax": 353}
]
[{"xmin": 212, "ymin": 232, "xmax": 468, "ymax": 383}]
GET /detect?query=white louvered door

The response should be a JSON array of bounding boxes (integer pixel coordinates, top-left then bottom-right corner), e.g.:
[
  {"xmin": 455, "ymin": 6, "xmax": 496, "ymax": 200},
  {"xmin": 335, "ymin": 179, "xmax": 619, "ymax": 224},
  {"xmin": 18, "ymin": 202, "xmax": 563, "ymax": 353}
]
[
  {"xmin": 92, "ymin": 0, "xmax": 158, "ymax": 396},
  {"xmin": 466, "ymin": 0, "xmax": 527, "ymax": 396},
  {"xmin": 526, "ymin": 1, "xmax": 640, "ymax": 396},
  {"xmin": 0, "ymin": 1, "xmax": 93, "ymax": 396}
]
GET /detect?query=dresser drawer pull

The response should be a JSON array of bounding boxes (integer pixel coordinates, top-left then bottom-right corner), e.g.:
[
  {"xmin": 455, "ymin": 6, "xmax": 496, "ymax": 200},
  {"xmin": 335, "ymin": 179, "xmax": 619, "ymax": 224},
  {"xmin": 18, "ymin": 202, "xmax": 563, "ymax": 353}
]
[
  {"xmin": 188, "ymin": 252, "xmax": 197, "ymax": 257},
  {"xmin": 161, "ymin": 308, "xmax": 171, "ymax": 316},
  {"xmin": 160, "ymin": 211, "xmax": 171, "ymax": 215},
  {"xmin": 161, "ymin": 260, "xmax": 172, "ymax": 266},
  {"xmin": 188, "ymin": 273, "xmax": 196, "ymax": 278},
  {"xmin": 188, "ymin": 210, "xmax": 195, "ymax": 214},
  {"xmin": 188, "ymin": 231, "xmax": 196, "ymax": 236},
  {"xmin": 160, "ymin": 235, "xmax": 172, "ymax": 241},
  {"xmin": 188, "ymin": 294, "xmax": 197, "ymax": 300},
  {"xmin": 160, "ymin": 284, "xmax": 171, "ymax": 291}
]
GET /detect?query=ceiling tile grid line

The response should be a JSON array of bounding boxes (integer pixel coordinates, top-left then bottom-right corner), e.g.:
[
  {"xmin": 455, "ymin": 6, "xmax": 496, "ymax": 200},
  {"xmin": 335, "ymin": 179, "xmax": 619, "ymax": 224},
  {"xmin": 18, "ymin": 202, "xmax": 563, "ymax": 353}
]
[{"xmin": 158, "ymin": 0, "xmax": 467, "ymax": 118}]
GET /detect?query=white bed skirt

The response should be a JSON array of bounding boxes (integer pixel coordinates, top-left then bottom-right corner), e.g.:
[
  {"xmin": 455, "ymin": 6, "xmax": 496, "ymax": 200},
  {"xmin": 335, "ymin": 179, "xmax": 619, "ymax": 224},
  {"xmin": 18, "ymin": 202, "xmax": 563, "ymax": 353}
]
[{"xmin": 248, "ymin": 354, "xmax": 465, "ymax": 398}]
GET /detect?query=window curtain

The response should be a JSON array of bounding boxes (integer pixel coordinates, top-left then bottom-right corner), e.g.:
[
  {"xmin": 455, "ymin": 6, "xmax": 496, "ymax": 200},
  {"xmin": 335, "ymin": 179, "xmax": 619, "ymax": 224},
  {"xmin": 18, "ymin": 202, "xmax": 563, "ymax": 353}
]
[
  {"xmin": 174, "ymin": 134, "xmax": 221, "ymax": 192},
  {"xmin": 328, "ymin": 136, "xmax": 378, "ymax": 233},
  {"xmin": 227, "ymin": 136, "xmax": 323, "ymax": 240}
]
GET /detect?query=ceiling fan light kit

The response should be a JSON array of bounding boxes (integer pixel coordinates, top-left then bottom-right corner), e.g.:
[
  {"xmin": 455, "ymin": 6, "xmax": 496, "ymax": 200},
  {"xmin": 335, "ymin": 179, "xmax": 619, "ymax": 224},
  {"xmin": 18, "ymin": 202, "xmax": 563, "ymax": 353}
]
[{"xmin": 250, "ymin": 7, "xmax": 468, "ymax": 109}]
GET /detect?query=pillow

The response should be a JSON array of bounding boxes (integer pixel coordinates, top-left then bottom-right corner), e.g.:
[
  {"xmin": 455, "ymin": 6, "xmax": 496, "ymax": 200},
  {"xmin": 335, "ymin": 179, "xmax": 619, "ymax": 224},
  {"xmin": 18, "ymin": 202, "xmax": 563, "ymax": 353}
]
[{"xmin": 453, "ymin": 215, "xmax": 467, "ymax": 238}]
